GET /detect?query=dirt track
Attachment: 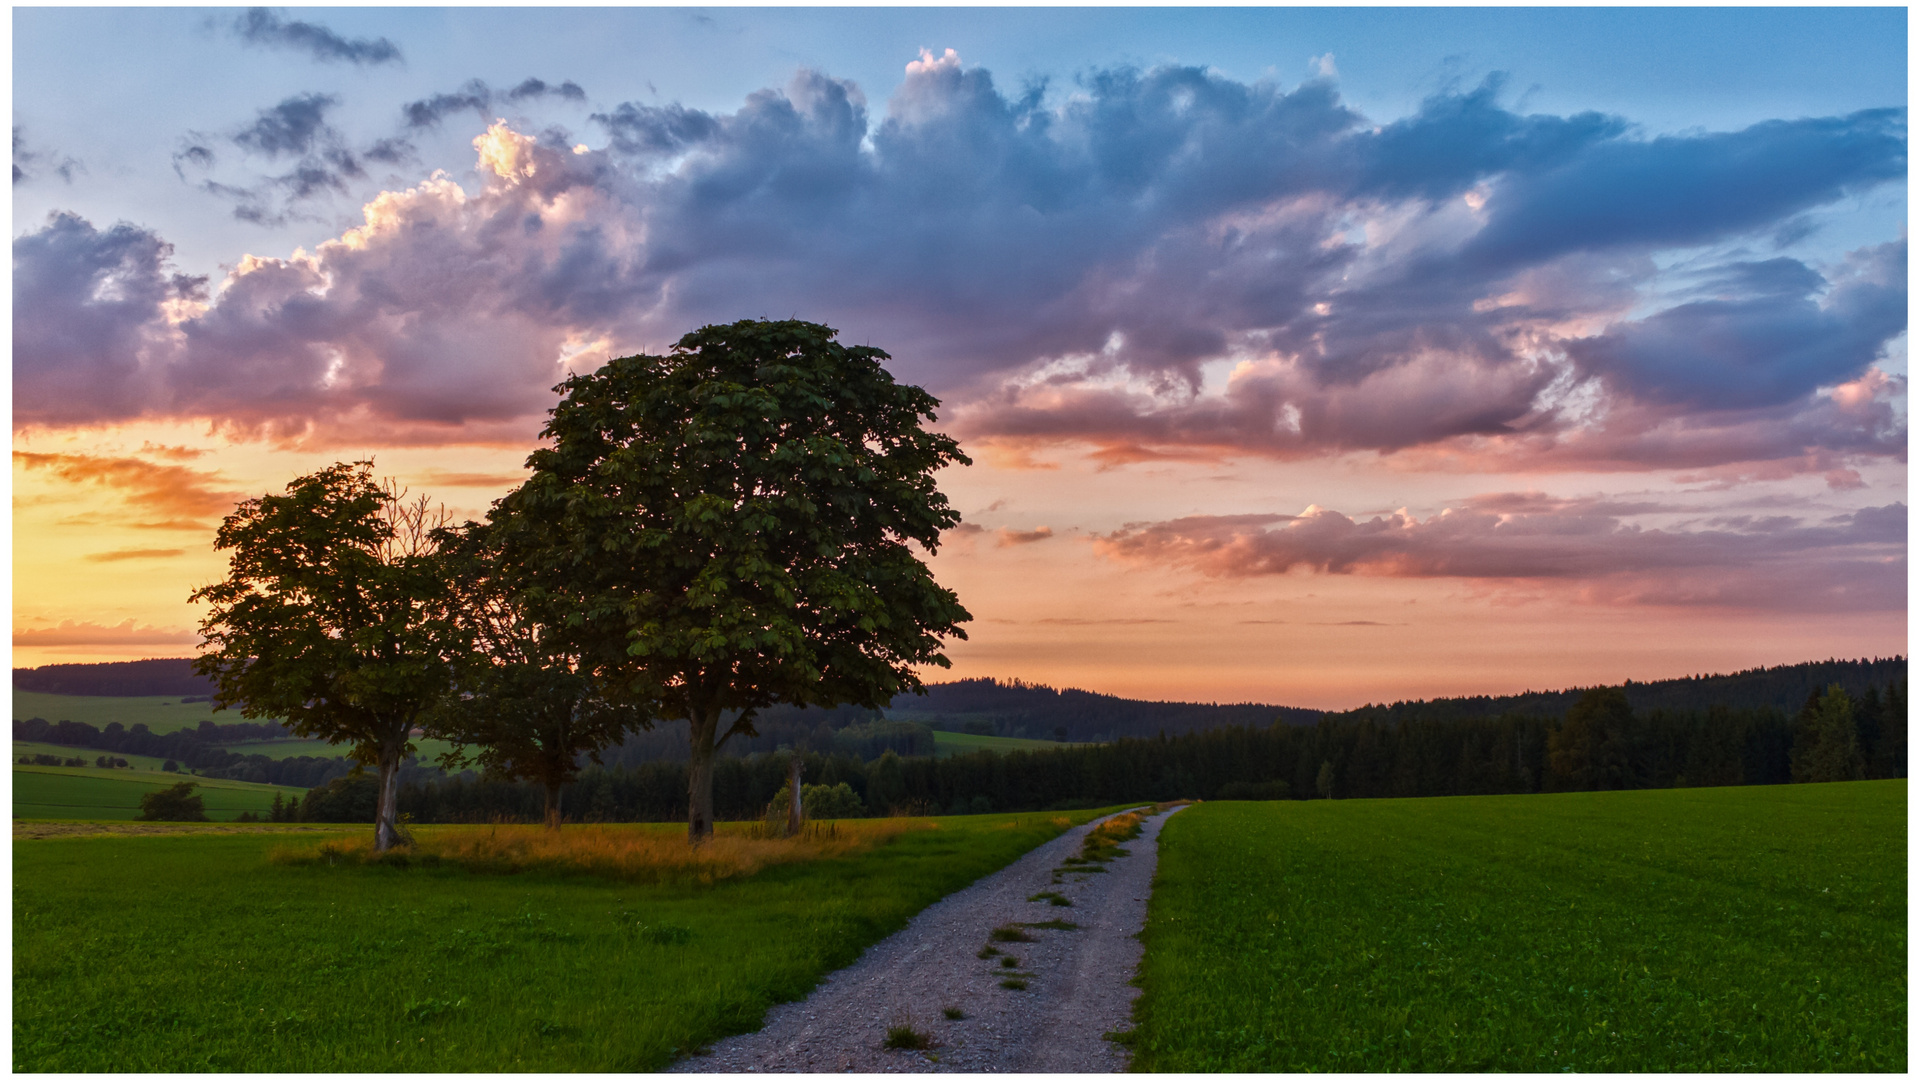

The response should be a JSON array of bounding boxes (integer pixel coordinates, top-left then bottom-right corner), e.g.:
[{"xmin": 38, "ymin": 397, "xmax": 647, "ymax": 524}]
[{"xmin": 674, "ymin": 805, "xmax": 1183, "ymax": 1073}]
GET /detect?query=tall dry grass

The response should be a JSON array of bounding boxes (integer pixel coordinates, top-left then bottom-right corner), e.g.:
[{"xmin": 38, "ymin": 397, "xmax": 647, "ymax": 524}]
[{"xmin": 275, "ymin": 818, "xmax": 931, "ymax": 884}]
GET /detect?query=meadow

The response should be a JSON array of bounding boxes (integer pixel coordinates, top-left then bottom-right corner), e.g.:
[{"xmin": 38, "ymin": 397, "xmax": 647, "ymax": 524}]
[
  {"xmin": 15, "ymin": 740, "xmax": 175, "ymax": 771},
  {"xmin": 929, "ymin": 730, "xmax": 1070, "ymax": 757},
  {"xmin": 1130, "ymin": 781, "xmax": 1907, "ymax": 1072},
  {"xmin": 13, "ymin": 766, "xmax": 307, "ymax": 821},
  {"xmin": 14, "ymin": 690, "xmax": 220, "ymax": 734},
  {"xmin": 12, "ymin": 809, "xmax": 1103, "ymax": 1071}
]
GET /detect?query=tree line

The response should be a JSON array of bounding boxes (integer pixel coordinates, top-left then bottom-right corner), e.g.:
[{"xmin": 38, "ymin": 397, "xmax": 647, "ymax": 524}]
[
  {"xmin": 9, "ymin": 716, "xmax": 368, "ymax": 789},
  {"xmin": 313, "ymin": 679, "xmax": 1899, "ymax": 825}
]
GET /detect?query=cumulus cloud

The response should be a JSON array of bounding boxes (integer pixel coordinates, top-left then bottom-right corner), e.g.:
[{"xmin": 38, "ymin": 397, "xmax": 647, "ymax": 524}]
[
  {"xmin": 1094, "ymin": 496, "xmax": 1906, "ymax": 612},
  {"xmin": 11, "ymin": 57, "xmax": 1907, "ymax": 471},
  {"xmin": 229, "ymin": 8, "xmax": 402, "ymax": 66},
  {"xmin": 13, "ymin": 619, "xmax": 200, "ymax": 646}
]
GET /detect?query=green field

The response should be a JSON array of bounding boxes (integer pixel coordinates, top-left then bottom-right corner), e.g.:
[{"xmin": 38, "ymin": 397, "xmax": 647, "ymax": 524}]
[
  {"xmin": 15, "ymin": 740, "xmax": 176, "ymax": 772},
  {"xmin": 12, "ymin": 810, "xmax": 1104, "ymax": 1071},
  {"xmin": 930, "ymin": 729, "xmax": 1072, "ymax": 757},
  {"xmin": 14, "ymin": 690, "xmax": 224, "ymax": 734},
  {"xmin": 13, "ymin": 767, "xmax": 307, "ymax": 821},
  {"xmin": 1131, "ymin": 782, "xmax": 1907, "ymax": 1072}
]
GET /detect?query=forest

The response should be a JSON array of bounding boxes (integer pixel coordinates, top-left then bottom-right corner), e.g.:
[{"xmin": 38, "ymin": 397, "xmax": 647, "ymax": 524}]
[{"xmin": 259, "ymin": 676, "xmax": 1902, "ymax": 825}]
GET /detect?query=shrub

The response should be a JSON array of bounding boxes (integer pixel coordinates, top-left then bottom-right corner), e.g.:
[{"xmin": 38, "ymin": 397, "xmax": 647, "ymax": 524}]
[
  {"xmin": 138, "ymin": 782, "xmax": 208, "ymax": 822},
  {"xmin": 299, "ymin": 774, "xmax": 381, "ymax": 823},
  {"xmin": 802, "ymin": 781, "xmax": 865, "ymax": 820}
]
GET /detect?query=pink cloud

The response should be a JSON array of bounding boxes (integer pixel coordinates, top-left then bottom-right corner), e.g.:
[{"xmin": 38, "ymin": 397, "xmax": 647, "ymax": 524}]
[
  {"xmin": 1095, "ymin": 497, "xmax": 1905, "ymax": 612},
  {"xmin": 14, "ymin": 619, "xmax": 201, "ymax": 646}
]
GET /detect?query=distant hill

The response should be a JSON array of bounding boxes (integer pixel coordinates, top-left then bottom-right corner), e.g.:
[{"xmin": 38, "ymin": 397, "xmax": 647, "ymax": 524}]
[
  {"xmin": 1336, "ymin": 657, "xmax": 1908, "ymax": 724},
  {"xmin": 881, "ymin": 678, "xmax": 1322, "ymax": 742},
  {"xmin": 14, "ymin": 658, "xmax": 210, "ymax": 697},
  {"xmin": 17, "ymin": 656, "xmax": 1905, "ymax": 747}
]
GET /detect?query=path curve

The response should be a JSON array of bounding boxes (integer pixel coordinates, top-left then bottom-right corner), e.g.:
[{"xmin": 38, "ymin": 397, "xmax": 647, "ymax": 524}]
[{"xmin": 673, "ymin": 805, "xmax": 1184, "ymax": 1073}]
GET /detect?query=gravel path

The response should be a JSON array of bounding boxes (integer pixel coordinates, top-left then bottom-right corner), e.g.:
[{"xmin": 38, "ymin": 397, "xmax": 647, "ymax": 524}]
[{"xmin": 672, "ymin": 805, "xmax": 1184, "ymax": 1073}]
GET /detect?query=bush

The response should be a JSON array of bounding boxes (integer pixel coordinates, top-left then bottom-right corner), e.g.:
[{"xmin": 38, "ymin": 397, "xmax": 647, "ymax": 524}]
[
  {"xmin": 162, "ymin": 759, "xmax": 179, "ymax": 773},
  {"xmin": 802, "ymin": 781, "xmax": 865, "ymax": 820},
  {"xmin": 138, "ymin": 782, "xmax": 208, "ymax": 822},
  {"xmin": 300, "ymin": 774, "xmax": 381, "ymax": 823}
]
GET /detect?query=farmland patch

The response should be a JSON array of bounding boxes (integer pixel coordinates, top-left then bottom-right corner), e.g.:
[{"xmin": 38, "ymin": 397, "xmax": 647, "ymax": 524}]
[{"xmin": 1131, "ymin": 782, "xmax": 1906, "ymax": 1072}]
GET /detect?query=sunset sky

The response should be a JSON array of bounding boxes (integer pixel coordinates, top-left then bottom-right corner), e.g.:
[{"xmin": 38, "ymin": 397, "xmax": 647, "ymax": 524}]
[{"xmin": 11, "ymin": 7, "xmax": 1907, "ymax": 709}]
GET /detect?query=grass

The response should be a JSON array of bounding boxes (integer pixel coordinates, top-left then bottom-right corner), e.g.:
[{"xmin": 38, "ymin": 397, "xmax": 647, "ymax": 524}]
[
  {"xmin": 882, "ymin": 1024, "xmax": 931, "ymax": 1050},
  {"xmin": 13, "ymin": 808, "xmax": 1117, "ymax": 1070},
  {"xmin": 14, "ymin": 691, "xmax": 224, "ymax": 735},
  {"xmin": 941, "ymin": 1006, "xmax": 964, "ymax": 1021},
  {"xmin": 989, "ymin": 924, "xmax": 1036, "ymax": 943},
  {"xmin": 1130, "ymin": 781, "xmax": 1907, "ymax": 1072},
  {"xmin": 13, "ymin": 766, "xmax": 309, "ymax": 821},
  {"xmin": 930, "ymin": 730, "xmax": 1076, "ymax": 757},
  {"xmin": 1020, "ymin": 918, "xmax": 1079, "ymax": 932},
  {"xmin": 15, "ymin": 740, "xmax": 176, "ymax": 772},
  {"xmin": 1027, "ymin": 889, "xmax": 1072, "ymax": 906},
  {"xmin": 279, "ymin": 819, "xmax": 925, "ymax": 885}
]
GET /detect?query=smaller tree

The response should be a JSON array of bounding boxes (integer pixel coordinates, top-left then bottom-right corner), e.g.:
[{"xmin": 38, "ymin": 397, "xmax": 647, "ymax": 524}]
[
  {"xmin": 192, "ymin": 462, "xmax": 456, "ymax": 851},
  {"xmin": 428, "ymin": 520, "xmax": 651, "ymax": 830},
  {"xmin": 1548, "ymin": 687, "xmax": 1636, "ymax": 790},
  {"xmin": 138, "ymin": 782, "xmax": 207, "ymax": 822},
  {"xmin": 1790, "ymin": 684, "xmax": 1864, "ymax": 783}
]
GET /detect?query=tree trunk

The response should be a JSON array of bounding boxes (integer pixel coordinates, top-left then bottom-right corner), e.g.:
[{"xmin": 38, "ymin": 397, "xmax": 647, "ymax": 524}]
[
  {"xmin": 686, "ymin": 707, "xmax": 718, "ymax": 845},
  {"xmin": 544, "ymin": 780, "xmax": 563, "ymax": 831},
  {"xmin": 374, "ymin": 739, "xmax": 404, "ymax": 852},
  {"xmin": 785, "ymin": 751, "xmax": 804, "ymax": 837}
]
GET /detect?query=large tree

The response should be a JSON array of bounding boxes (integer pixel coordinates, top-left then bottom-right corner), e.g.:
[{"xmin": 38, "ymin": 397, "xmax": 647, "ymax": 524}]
[
  {"xmin": 492, "ymin": 319, "xmax": 972, "ymax": 842},
  {"xmin": 191, "ymin": 462, "xmax": 454, "ymax": 850},
  {"xmin": 428, "ymin": 519, "xmax": 651, "ymax": 829}
]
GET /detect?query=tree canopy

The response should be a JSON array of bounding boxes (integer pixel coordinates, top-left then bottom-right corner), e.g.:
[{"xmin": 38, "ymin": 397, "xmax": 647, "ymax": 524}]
[
  {"xmin": 190, "ymin": 461, "xmax": 454, "ymax": 850},
  {"xmin": 429, "ymin": 519, "xmax": 651, "ymax": 829},
  {"xmin": 491, "ymin": 318, "xmax": 973, "ymax": 841}
]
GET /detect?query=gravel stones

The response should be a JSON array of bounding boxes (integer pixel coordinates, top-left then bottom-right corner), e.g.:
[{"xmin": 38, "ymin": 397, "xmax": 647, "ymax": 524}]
[{"xmin": 672, "ymin": 806, "xmax": 1184, "ymax": 1073}]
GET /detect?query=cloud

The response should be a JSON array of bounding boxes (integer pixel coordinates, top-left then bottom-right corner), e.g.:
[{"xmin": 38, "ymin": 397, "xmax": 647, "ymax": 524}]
[
  {"xmin": 229, "ymin": 8, "xmax": 402, "ymax": 66},
  {"xmin": 1095, "ymin": 497, "xmax": 1906, "ymax": 612},
  {"xmin": 13, "ymin": 213, "xmax": 208, "ymax": 424},
  {"xmin": 13, "ymin": 619, "xmax": 201, "ymax": 646},
  {"xmin": 13, "ymin": 126, "xmax": 83, "ymax": 185},
  {"xmin": 404, "ymin": 77, "xmax": 588, "ymax": 130},
  {"xmin": 13, "ymin": 450, "xmax": 240, "ymax": 521},
  {"xmin": 996, "ymin": 525, "xmax": 1055, "ymax": 546},
  {"xmin": 84, "ymin": 548, "xmax": 188, "ymax": 563},
  {"xmin": 234, "ymin": 93, "xmax": 338, "ymax": 158},
  {"xmin": 408, "ymin": 469, "xmax": 527, "ymax": 488},
  {"xmin": 187, "ymin": 93, "xmax": 414, "ymax": 223},
  {"xmin": 1568, "ymin": 241, "xmax": 1907, "ymax": 411},
  {"xmin": 11, "ymin": 58, "xmax": 1905, "ymax": 474}
]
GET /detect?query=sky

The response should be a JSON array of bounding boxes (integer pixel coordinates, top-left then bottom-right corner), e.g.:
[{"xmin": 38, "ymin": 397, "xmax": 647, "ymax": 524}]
[{"xmin": 11, "ymin": 7, "xmax": 1909, "ymax": 709}]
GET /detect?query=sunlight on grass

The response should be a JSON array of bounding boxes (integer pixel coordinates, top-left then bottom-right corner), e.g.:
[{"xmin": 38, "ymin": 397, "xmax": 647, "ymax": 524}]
[{"xmin": 271, "ymin": 818, "xmax": 931, "ymax": 883}]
